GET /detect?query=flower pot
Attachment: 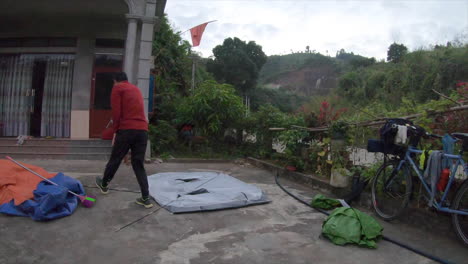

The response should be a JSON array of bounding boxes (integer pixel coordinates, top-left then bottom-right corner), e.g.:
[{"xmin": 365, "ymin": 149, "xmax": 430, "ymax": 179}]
[{"xmin": 330, "ymin": 168, "xmax": 350, "ymax": 188}]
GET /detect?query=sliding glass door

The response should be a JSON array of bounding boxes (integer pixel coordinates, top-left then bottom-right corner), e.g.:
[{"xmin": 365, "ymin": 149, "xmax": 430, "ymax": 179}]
[
  {"xmin": 0, "ymin": 54, "xmax": 74, "ymax": 137},
  {"xmin": 0, "ymin": 55, "xmax": 34, "ymax": 136}
]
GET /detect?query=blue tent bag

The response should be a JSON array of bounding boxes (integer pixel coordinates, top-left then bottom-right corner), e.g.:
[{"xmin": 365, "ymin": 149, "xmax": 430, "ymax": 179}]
[{"xmin": 0, "ymin": 173, "xmax": 85, "ymax": 221}]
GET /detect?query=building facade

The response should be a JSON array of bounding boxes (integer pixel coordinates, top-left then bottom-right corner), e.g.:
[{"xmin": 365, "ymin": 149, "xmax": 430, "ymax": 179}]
[{"xmin": 0, "ymin": 0, "xmax": 166, "ymax": 138}]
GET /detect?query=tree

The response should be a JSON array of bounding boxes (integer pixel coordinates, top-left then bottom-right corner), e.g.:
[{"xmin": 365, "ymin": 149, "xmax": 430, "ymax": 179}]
[
  {"xmin": 336, "ymin": 49, "xmax": 355, "ymax": 61},
  {"xmin": 151, "ymin": 15, "xmax": 192, "ymax": 125},
  {"xmin": 349, "ymin": 57, "xmax": 376, "ymax": 69},
  {"xmin": 175, "ymin": 80, "xmax": 244, "ymax": 140},
  {"xmin": 152, "ymin": 15, "xmax": 192, "ymax": 96},
  {"xmin": 207, "ymin": 37, "xmax": 267, "ymax": 95},
  {"xmin": 387, "ymin": 43, "xmax": 408, "ymax": 63},
  {"xmin": 338, "ymin": 71, "xmax": 362, "ymax": 101},
  {"xmin": 151, "ymin": 15, "xmax": 214, "ymax": 125}
]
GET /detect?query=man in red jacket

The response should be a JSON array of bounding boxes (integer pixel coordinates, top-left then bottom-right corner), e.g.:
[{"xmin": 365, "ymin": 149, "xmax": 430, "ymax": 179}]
[{"xmin": 95, "ymin": 72, "xmax": 153, "ymax": 208}]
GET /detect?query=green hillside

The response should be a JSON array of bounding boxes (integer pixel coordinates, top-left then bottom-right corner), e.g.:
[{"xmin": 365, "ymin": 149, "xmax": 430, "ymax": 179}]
[{"xmin": 257, "ymin": 44, "xmax": 467, "ymax": 110}]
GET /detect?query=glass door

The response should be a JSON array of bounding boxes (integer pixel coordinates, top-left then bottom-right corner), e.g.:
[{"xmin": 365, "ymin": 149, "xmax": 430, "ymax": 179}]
[{"xmin": 0, "ymin": 54, "xmax": 74, "ymax": 137}]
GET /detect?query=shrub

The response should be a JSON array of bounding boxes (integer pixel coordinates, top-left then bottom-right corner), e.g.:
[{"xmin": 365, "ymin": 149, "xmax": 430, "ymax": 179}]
[
  {"xmin": 175, "ymin": 80, "xmax": 244, "ymax": 141},
  {"xmin": 149, "ymin": 121, "xmax": 178, "ymax": 155}
]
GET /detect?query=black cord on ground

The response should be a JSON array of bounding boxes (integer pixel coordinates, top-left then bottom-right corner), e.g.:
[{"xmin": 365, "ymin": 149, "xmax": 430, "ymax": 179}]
[
  {"xmin": 84, "ymin": 185, "xmax": 141, "ymax": 193},
  {"xmin": 274, "ymin": 171, "xmax": 454, "ymax": 264},
  {"xmin": 381, "ymin": 236, "xmax": 453, "ymax": 264},
  {"xmin": 274, "ymin": 172, "xmax": 329, "ymax": 216}
]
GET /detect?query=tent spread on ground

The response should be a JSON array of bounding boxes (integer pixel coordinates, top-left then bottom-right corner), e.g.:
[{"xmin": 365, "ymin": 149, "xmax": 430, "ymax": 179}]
[
  {"xmin": 0, "ymin": 160, "xmax": 85, "ymax": 221},
  {"xmin": 148, "ymin": 172, "xmax": 270, "ymax": 213}
]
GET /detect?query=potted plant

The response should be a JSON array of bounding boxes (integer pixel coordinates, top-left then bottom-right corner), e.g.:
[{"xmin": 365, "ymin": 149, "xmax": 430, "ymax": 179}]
[{"xmin": 328, "ymin": 147, "xmax": 351, "ymax": 188}]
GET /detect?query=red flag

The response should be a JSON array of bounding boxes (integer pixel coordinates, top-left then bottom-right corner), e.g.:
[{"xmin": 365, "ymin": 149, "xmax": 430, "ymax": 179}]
[{"xmin": 190, "ymin": 22, "xmax": 212, "ymax": 47}]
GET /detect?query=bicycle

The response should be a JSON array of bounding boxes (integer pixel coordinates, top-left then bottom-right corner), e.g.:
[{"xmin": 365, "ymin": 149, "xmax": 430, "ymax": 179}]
[{"xmin": 370, "ymin": 129, "xmax": 468, "ymax": 246}]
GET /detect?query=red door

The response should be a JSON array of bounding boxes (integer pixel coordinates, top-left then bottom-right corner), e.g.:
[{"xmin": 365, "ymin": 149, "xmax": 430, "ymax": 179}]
[{"xmin": 89, "ymin": 54, "xmax": 123, "ymax": 138}]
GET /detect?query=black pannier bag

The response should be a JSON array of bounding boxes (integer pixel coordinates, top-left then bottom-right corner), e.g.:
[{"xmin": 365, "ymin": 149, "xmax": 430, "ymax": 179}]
[{"xmin": 367, "ymin": 118, "xmax": 423, "ymax": 156}]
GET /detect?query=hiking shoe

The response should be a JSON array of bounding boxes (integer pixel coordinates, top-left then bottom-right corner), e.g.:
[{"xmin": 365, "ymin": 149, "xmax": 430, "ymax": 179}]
[
  {"xmin": 95, "ymin": 177, "xmax": 109, "ymax": 194},
  {"xmin": 135, "ymin": 197, "xmax": 154, "ymax": 208}
]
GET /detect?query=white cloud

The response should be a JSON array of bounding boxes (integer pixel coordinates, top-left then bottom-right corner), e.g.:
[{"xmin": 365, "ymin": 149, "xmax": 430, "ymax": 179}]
[{"xmin": 165, "ymin": 0, "xmax": 468, "ymax": 60}]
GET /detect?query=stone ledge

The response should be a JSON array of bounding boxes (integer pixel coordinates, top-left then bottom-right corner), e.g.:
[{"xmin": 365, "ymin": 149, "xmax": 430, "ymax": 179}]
[
  {"xmin": 247, "ymin": 157, "xmax": 456, "ymax": 239},
  {"xmin": 246, "ymin": 157, "xmax": 349, "ymax": 197}
]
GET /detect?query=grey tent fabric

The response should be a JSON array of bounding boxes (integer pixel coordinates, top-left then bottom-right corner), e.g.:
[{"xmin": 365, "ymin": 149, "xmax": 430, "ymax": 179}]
[{"xmin": 148, "ymin": 172, "xmax": 270, "ymax": 213}]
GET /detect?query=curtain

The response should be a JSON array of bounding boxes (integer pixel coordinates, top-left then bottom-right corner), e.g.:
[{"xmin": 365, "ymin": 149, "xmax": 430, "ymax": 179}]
[
  {"xmin": 0, "ymin": 55, "xmax": 34, "ymax": 136},
  {"xmin": 41, "ymin": 54, "xmax": 74, "ymax": 138}
]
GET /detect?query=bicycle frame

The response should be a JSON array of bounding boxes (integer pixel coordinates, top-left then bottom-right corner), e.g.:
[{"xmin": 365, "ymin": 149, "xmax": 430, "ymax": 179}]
[{"xmin": 394, "ymin": 146, "xmax": 468, "ymax": 216}]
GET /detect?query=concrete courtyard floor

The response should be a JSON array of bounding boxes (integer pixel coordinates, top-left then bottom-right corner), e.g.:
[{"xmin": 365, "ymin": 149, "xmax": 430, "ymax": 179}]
[{"xmin": 1, "ymin": 159, "xmax": 467, "ymax": 264}]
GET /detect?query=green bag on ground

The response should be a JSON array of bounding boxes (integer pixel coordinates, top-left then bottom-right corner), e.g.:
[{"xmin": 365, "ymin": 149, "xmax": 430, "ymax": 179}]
[
  {"xmin": 322, "ymin": 207, "xmax": 383, "ymax": 248},
  {"xmin": 311, "ymin": 194, "xmax": 341, "ymax": 210}
]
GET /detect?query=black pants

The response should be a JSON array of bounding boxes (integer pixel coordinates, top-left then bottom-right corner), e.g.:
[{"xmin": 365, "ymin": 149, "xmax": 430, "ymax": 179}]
[{"xmin": 103, "ymin": 129, "xmax": 149, "ymax": 198}]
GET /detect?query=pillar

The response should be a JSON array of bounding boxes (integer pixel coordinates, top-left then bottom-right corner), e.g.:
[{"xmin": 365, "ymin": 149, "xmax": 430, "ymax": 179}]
[
  {"xmin": 70, "ymin": 37, "xmax": 95, "ymax": 139},
  {"xmin": 124, "ymin": 15, "xmax": 138, "ymax": 84},
  {"xmin": 136, "ymin": 17, "xmax": 156, "ymax": 118}
]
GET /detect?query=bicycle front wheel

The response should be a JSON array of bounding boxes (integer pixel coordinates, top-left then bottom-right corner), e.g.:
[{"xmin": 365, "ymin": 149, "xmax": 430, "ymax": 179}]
[
  {"xmin": 452, "ymin": 178, "xmax": 468, "ymax": 246},
  {"xmin": 371, "ymin": 160, "xmax": 412, "ymax": 221}
]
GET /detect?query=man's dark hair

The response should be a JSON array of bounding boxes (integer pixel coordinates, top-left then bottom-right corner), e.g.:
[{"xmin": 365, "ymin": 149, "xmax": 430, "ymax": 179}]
[{"xmin": 114, "ymin": 72, "xmax": 128, "ymax": 82}]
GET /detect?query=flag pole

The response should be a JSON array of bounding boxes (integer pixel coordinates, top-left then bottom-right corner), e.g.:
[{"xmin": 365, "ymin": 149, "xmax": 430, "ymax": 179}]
[{"xmin": 187, "ymin": 20, "xmax": 217, "ymax": 94}]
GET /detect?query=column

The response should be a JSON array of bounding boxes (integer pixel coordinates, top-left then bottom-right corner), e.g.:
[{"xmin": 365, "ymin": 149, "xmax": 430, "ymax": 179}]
[
  {"xmin": 124, "ymin": 15, "xmax": 138, "ymax": 83},
  {"xmin": 136, "ymin": 17, "xmax": 156, "ymax": 118},
  {"xmin": 70, "ymin": 37, "xmax": 95, "ymax": 139}
]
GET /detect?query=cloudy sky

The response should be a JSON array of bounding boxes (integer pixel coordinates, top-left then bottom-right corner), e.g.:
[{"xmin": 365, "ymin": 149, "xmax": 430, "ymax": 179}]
[{"xmin": 165, "ymin": 0, "xmax": 468, "ymax": 60}]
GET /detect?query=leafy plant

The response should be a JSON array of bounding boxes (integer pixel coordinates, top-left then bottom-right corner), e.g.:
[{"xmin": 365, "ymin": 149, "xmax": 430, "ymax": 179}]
[
  {"xmin": 148, "ymin": 121, "xmax": 178, "ymax": 155},
  {"xmin": 277, "ymin": 128, "xmax": 309, "ymax": 171},
  {"xmin": 360, "ymin": 163, "xmax": 381, "ymax": 181},
  {"xmin": 245, "ymin": 104, "xmax": 291, "ymax": 154},
  {"xmin": 175, "ymin": 80, "xmax": 244, "ymax": 142},
  {"xmin": 307, "ymin": 137, "xmax": 331, "ymax": 177}
]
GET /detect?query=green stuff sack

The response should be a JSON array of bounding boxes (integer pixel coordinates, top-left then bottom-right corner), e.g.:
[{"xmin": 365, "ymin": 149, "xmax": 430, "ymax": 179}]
[
  {"xmin": 322, "ymin": 207, "xmax": 383, "ymax": 248},
  {"xmin": 311, "ymin": 194, "xmax": 341, "ymax": 210}
]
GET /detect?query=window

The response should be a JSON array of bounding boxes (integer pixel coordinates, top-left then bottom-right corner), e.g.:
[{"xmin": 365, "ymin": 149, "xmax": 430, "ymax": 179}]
[
  {"xmin": 0, "ymin": 38, "xmax": 77, "ymax": 48},
  {"xmin": 95, "ymin": 39, "xmax": 125, "ymax": 48},
  {"xmin": 49, "ymin": 38, "xmax": 76, "ymax": 47}
]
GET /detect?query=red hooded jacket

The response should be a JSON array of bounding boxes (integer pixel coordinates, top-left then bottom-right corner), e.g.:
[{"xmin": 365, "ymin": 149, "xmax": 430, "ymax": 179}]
[{"xmin": 111, "ymin": 81, "xmax": 148, "ymax": 133}]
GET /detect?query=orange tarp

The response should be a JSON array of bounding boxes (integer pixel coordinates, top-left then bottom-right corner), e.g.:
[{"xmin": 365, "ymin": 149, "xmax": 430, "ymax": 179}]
[{"xmin": 0, "ymin": 160, "xmax": 56, "ymax": 205}]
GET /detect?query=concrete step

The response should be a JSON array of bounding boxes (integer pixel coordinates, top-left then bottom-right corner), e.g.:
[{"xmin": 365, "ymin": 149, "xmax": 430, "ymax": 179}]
[
  {"xmin": 0, "ymin": 145, "xmax": 112, "ymax": 154},
  {"xmin": 1, "ymin": 152, "xmax": 111, "ymax": 160},
  {"xmin": 0, "ymin": 138, "xmax": 112, "ymax": 147},
  {"xmin": 0, "ymin": 138, "xmax": 112, "ymax": 160}
]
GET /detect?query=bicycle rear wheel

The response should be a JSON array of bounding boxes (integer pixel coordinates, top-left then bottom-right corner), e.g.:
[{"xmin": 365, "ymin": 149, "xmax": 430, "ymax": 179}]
[
  {"xmin": 452, "ymin": 178, "xmax": 468, "ymax": 246},
  {"xmin": 371, "ymin": 160, "xmax": 412, "ymax": 221}
]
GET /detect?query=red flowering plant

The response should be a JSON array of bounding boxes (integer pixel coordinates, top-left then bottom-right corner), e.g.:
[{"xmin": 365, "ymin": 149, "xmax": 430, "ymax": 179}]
[{"xmin": 317, "ymin": 101, "xmax": 348, "ymax": 127}]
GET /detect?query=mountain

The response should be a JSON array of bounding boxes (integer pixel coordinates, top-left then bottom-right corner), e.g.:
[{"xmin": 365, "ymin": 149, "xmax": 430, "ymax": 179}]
[{"xmin": 258, "ymin": 51, "xmax": 374, "ymax": 97}]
